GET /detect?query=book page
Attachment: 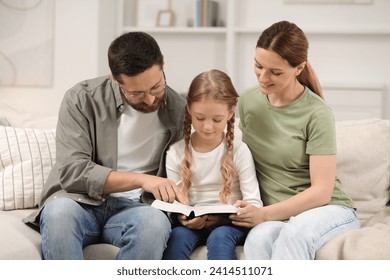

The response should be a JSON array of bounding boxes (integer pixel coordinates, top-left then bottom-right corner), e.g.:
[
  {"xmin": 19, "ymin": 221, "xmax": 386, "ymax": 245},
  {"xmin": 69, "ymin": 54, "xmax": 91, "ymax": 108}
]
[
  {"xmin": 151, "ymin": 200, "xmax": 193, "ymax": 216},
  {"xmin": 193, "ymin": 203, "xmax": 238, "ymax": 216},
  {"xmin": 151, "ymin": 200, "xmax": 238, "ymax": 217}
]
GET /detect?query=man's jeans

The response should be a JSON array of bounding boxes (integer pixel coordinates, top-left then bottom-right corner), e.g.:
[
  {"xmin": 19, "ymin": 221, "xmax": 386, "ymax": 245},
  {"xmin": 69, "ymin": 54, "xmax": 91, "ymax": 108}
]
[
  {"xmin": 163, "ymin": 224, "xmax": 249, "ymax": 260},
  {"xmin": 40, "ymin": 196, "xmax": 171, "ymax": 259},
  {"xmin": 244, "ymin": 205, "xmax": 360, "ymax": 259}
]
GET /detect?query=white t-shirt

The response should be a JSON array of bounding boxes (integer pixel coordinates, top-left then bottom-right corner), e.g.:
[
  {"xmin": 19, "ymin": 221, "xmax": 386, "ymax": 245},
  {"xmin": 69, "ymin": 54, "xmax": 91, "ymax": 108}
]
[
  {"xmin": 113, "ymin": 103, "xmax": 169, "ymax": 200},
  {"xmin": 166, "ymin": 136, "xmax": 263, "ymax": 207}
]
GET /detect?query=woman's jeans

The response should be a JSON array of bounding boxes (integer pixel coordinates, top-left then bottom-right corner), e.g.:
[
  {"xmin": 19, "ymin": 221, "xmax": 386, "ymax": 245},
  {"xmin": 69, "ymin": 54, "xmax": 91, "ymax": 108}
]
[
  {"xmin": 163, "ymin": 223, "xmax": 249, "ymax": 260},
  {"xmin": 40, "ymin": 196, "xmax": 171, "ymax": 260},
  {"xmin": 244, "ymin": 205, "xmax": 360, "ymax": 260}
]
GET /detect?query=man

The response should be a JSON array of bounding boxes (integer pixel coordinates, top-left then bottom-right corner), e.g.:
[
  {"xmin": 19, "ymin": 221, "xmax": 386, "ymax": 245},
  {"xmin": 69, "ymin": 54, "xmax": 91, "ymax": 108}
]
[{"xmin": 24, "ymin": 32, "xmax": 186, "ymax": 259}]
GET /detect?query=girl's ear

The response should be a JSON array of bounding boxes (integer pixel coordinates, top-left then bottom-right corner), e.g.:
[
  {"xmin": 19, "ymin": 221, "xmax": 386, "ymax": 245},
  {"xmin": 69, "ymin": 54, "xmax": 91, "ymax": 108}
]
[{"xmin": 228, "ymin": 106, "xmax": 236, "ymax": 120}]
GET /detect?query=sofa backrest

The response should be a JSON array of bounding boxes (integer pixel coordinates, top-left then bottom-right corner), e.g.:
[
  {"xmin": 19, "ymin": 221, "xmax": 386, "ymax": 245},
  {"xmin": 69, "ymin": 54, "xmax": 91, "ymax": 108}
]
[{"xmin": 335, "ymin": 118, "xmax": 390, "ymax": 225}]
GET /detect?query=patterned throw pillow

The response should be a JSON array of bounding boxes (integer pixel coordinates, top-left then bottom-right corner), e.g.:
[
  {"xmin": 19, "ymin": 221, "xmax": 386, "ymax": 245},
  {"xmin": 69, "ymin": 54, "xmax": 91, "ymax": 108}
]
[{"xmin": 0, "ymin": 126, "xmax": 56, "ymax": 210}]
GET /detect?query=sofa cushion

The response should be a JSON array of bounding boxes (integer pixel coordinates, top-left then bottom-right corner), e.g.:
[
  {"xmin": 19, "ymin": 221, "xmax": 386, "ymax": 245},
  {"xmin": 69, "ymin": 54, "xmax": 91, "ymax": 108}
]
[
  {"xmin": 0, "ymin": 117, "xmax": 10, "ymax": 126},
  {"xmin": 335, "ymin": 119, "xmax": 390, "ymax": 225},
  {"xmin": 190, "ymin": 245, "xmax": 245, "ymax": 260},
  {"xmin": 0, "ymin": 101, "xmax": 57, "ymax": 129},
  {"xmin": 316, "ymin": 207, "xmax": 390, "ymax": 259},
  {"xmin": 0, "ymin": 209, "xmax": 42, "ymax": 259},
  {"xmin": 0, "ymin": 126, "xmax": 56, "ymax": 210}
]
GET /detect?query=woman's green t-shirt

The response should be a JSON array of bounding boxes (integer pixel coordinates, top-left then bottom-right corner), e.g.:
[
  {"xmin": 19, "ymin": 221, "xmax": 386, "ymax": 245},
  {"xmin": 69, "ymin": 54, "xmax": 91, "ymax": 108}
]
[{"xmin": 238, "ymin": 86, "xmax": 355, "ymax": 208}]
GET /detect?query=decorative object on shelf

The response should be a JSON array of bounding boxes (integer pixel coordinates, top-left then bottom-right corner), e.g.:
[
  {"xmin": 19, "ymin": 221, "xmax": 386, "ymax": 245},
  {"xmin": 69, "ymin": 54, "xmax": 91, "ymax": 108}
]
[
  {"xmin": 193, "ymin": 0, "xmax": 219, "ymax": 27},
  {"xmin": 136, "ymin": 0, "xmax": 169, "ymax": 27},
  {"xmin": 156, "ymin": 0, "xmax": 174, "ymax": 27},
  {"xmin": 157, "ymin": 9, "xmax": 174, "ymax": 27}
]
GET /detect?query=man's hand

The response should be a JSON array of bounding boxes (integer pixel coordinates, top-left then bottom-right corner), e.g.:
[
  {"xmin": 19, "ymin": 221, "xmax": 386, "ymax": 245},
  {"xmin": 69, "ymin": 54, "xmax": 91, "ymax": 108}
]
[
  {"xmin": 103, "ymin": 171, "xmax": 187, "ymax": 204},
  {"xmin": 141, "ymin": 175, "xmax": 187, "ymax": 204}
]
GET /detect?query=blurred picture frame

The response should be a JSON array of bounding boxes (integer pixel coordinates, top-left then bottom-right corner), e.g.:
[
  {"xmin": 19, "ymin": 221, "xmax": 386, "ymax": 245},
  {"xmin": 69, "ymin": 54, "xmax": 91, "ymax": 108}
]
[
  {"xmin": 157, "ymin": 10, "xmax": 174, "ymax": 27},
  {"xmin": 136, "ymin": 0, "xmax": 169, "ymax": 27}
]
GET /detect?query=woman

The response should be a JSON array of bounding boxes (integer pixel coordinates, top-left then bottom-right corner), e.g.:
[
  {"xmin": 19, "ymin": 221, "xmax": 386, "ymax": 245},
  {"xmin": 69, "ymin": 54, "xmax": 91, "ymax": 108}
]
[{"xmin": 230, "ymin": 21, "xmax": 360, "ymax": 260}]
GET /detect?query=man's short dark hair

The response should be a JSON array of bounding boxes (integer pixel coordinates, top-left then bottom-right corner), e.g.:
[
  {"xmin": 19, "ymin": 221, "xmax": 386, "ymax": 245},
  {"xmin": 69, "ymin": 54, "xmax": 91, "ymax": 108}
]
[{"xmin": 108, "ymin": 32, "xmax": 164, "ymax": 83}]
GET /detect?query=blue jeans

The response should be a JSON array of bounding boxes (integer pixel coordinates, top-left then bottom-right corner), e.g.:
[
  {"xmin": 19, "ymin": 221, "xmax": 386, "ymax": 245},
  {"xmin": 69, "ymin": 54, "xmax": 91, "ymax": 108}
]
[
  {"xmin": 244, "ymin": 205, "xmax": 360, "ymax": 259},
  {"xmin": 163, "ymin": 223, "xmax": 249, "ymax": 260},
  {"xmin": 40, "ymin": 196, "xmax": 171, "ymax": 260}
]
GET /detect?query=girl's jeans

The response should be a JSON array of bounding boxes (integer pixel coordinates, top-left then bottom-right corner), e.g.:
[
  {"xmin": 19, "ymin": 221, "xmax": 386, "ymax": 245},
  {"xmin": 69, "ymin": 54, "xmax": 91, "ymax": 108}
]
[
  {"xmin": 163, "ymin": 222, "xmax": 249, "ymax": 260},
  {"xmin": 244, "ymin": 205, "xmax": 360, "ymax": 259},
  {"xmin": 40, "ymin": 196, "xmax": 171, "ymax": 259}
]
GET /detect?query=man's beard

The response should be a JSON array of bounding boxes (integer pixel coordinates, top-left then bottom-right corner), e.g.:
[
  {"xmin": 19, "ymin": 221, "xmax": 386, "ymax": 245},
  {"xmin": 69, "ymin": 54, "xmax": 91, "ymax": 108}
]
[{"xmin": 123, "ymin": 94, "xmax": 165, "ymax": 113}]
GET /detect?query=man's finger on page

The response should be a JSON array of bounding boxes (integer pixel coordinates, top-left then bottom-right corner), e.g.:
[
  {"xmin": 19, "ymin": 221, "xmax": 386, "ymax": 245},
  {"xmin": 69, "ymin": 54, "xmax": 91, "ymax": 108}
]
[
  {"xmin": 172, "ymin": 185, "xmax": 187, "ymax": 204},
  {"xmin": 152, "ymin": 189, "xmax": 161, "ymax": 201},
  {"xmin": 164, "ymin": 185, "xmax": 176, "ymax": 203},
  {"xmin": 158, "ymin": 185, "xmax": 169, "ymax": 202}
]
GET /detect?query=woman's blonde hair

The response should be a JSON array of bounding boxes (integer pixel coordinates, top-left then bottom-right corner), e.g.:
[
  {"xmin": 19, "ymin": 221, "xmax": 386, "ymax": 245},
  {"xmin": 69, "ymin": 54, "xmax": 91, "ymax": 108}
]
[{"xmin": 181, "ymin": 69, "xmax": 239, "ymax": 203}]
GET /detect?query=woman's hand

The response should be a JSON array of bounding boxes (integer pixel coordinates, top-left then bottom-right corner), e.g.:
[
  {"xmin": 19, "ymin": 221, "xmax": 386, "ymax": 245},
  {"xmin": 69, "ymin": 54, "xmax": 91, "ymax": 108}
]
[{"xmin": 230, "ymin": 200, "xmax": 265, "ymax": 228}]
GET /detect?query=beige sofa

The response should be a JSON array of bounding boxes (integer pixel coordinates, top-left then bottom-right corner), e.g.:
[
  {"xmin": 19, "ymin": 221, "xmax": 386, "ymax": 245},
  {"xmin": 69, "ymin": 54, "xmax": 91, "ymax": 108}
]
[{"xmin": 1, "ymin": 103, "xmax": 389, "ymax": 259}]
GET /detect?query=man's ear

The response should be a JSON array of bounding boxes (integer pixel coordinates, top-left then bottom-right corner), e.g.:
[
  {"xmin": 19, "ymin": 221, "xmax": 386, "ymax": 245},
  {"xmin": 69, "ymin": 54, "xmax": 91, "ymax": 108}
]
[
  {"xmin": 110, "ymin": 73, "xmax": 119, "ymax": 85},
  {"xmin": 161, "ymin": 56, "xmax": 165, "ymax": 70}
]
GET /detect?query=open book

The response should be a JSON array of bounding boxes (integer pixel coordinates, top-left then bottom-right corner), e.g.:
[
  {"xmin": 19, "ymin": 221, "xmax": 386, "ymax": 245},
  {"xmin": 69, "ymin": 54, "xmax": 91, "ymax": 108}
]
[{"xmin": 151, "ymin": 200, "xmax": 238, "ymax": 218}]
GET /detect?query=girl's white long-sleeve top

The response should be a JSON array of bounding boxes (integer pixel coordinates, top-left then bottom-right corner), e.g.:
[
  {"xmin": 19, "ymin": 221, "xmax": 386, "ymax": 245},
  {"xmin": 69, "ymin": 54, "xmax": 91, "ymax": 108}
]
[{"xmin": 166, "ymin": 137, "xmax": 263, "ymax": 207}]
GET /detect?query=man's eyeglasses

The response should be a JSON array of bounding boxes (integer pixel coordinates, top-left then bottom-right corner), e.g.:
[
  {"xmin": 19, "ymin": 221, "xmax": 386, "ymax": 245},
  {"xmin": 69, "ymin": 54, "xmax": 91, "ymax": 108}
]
[{"xmin": 119, "ymin": 70, "xmax": 166, "ymax": 103}]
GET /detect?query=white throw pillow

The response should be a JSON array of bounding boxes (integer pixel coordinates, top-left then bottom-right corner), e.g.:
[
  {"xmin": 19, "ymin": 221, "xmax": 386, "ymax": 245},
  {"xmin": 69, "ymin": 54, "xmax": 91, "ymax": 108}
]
[{"xmin": 0, "ymin": 126, "xmax": 56, "ymax": 210}]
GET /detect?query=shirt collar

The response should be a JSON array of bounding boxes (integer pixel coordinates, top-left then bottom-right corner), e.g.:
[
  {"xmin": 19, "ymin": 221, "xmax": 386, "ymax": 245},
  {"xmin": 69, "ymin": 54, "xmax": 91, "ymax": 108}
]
[{"xmin": 110, "ymin": 78, "xmax": 126, "ymax": 113}]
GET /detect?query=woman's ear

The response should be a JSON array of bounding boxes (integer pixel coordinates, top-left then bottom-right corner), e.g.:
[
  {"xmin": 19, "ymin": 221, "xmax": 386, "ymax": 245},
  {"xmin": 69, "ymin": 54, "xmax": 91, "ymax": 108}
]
[
  {"xmin": 186, "ymin": 104, "xmax": 192, "ymax": 116},
  {"xmin": 296, "ymin": 62, "xmax": 306, "ymax": 76}
]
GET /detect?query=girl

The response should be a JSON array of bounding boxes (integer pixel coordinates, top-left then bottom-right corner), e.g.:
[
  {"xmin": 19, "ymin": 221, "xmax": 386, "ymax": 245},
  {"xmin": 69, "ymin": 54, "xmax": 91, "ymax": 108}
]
[
  {"xmin": 230, "ymin": 21, "xmax": 360, "ymax": 259},
  {"xmin": 162, "ymin": 69, "xmax": 262, "ymax": 260}
]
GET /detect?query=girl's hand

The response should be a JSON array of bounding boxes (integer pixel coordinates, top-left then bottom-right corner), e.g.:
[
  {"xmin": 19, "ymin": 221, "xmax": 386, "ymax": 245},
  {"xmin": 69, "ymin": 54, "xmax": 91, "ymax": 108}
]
[
  {"xmin": 178, "ymin": 214, "xmax": 208, "ymax": 229},
  {"xmin": 204, "ymin": 215, "xmax": 231, "ymax": 228},
  {"xmin": 229, "ymin": 200, "xmax": 265, "ymax": 228}
]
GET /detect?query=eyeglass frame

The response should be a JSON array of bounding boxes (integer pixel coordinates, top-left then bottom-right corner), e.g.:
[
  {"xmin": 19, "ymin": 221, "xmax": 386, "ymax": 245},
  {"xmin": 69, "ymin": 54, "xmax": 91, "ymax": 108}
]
[{"xmin": 119, "ymin": 70, "xmax": 166, "ymax": 103}]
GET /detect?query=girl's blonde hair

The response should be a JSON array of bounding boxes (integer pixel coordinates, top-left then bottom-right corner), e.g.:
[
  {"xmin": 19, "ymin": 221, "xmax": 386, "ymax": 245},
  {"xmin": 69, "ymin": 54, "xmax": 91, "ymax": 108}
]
[{"xmin": 181, "ymin": 69, "xmax": 239, "ymax": 203}]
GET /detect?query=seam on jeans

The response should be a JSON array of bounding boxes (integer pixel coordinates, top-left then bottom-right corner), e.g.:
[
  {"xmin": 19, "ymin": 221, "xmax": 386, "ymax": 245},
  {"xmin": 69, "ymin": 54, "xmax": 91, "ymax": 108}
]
[
  {"xmin": 318, "ymin": 209, "xmax": 358, "ymax": 238},
  {"xmin": 311, "ymin": 208, "xmax": 359, "ymax": 255}
]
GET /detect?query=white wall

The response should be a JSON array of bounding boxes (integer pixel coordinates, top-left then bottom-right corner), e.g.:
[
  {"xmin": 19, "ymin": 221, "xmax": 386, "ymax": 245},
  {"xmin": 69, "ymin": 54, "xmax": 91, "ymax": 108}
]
[
  {"xmin": 1, "ymin": 0, "xmax": 389, "ymax": 119},
  {"xmin": 234, "ymin": 0, "xmax": 390, "ymax": 119},
  {"xmin": 0, "ymin": 0, "xmax": 110, "ymax": 116}
]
